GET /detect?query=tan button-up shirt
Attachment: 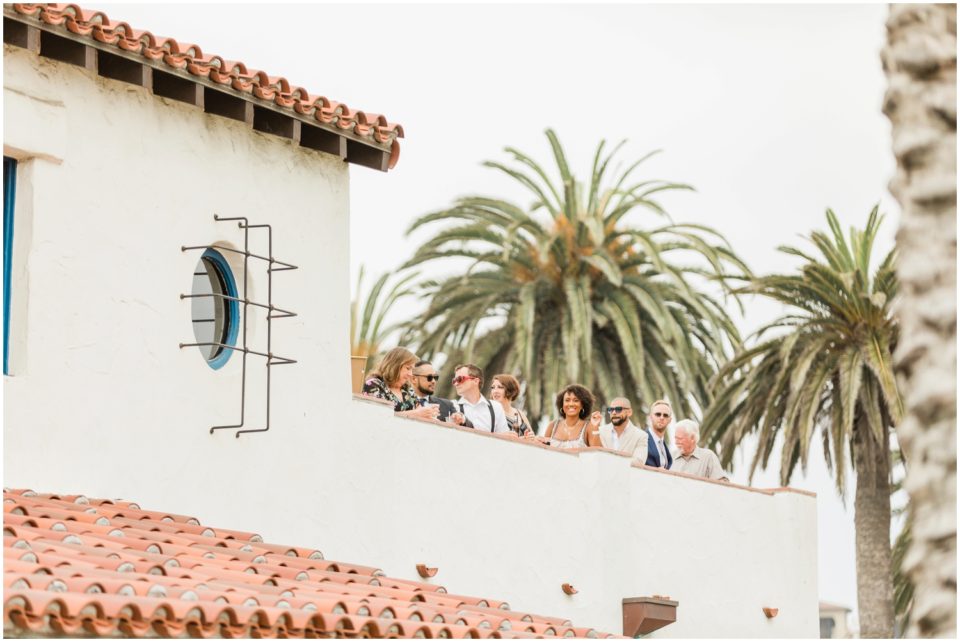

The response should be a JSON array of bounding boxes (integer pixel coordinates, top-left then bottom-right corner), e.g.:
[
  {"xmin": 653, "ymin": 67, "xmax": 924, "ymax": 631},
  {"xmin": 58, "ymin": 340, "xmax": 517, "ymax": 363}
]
[
  {"xmin": 672, "ymin": 447, "xmax": 728, "ymax": 481},
  {"xmin": 598, "ymin": 421, "xmax": 648, "ymax": 464}
]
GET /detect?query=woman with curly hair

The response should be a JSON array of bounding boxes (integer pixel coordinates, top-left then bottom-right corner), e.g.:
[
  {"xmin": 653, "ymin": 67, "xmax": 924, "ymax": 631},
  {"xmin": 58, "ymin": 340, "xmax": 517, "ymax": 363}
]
[
  {"xmin": 362, "ymin": 347, "xmax": 439, "ymax": 421},
  {"xmin": 541, "ymin": 383, "xmax": 603, "ymax": 449}
]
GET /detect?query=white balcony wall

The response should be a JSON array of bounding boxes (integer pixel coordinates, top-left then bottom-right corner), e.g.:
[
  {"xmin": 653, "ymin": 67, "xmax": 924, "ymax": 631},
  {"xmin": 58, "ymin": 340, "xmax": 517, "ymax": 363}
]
[{"xmin": 3, "ymin": 44, "xmax": 818, "ymax": 637}]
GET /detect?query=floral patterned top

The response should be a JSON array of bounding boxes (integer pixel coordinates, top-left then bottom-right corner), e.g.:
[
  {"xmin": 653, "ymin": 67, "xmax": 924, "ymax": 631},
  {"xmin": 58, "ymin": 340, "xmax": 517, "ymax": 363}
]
[{"xmin": 361, "ymin": 375, "xmax": 419, "ymax": 412}]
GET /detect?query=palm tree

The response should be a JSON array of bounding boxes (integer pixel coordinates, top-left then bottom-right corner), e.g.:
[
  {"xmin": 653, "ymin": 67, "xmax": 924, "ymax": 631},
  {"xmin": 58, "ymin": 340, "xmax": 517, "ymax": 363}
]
[
  {"xmin": 882, "ymin": 3, "xmax": 957, "ymax": 638},
  {"xmin": 702, "ymin": 207, "xmax": 900, "ymax": 638},
  {"xmin": 893, "ymin": 510, "xmax": 914, "ymax": 635},
  {"xmin": 350, "ymin": 265, "xmax": 419, "ymax": 372},
  {"xmin": 889, "ymin": 445, "xmax": 914, "ymax": 636},
  {"xmin": 403, "ymin": 129, "xmax": 749, "ymax": 425}
]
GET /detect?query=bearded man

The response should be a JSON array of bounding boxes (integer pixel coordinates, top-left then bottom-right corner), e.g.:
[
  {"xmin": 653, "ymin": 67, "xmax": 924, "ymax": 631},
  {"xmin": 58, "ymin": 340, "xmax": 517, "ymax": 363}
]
[{"xmin": 597, "ymin": 396, "xmax": 648, "ymax": 464}]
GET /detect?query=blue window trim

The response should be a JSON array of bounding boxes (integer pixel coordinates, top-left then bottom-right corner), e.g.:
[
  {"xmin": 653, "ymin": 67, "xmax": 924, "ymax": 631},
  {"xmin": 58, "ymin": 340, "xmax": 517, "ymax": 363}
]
[
  {"xmin": 201, "ymin": 248, "xmax": 239, "ymax": 370},
  {"xmin": 3, "ymin": 157, "xmax": 16, "ymax": 376}
]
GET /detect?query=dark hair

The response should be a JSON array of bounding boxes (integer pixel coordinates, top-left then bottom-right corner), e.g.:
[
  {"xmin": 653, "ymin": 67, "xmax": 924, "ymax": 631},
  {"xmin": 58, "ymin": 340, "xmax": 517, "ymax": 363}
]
[
  {"xmin": 492, "ymin": 374, "xmax": 521, "ymax": 401},
  {"xmin": 454, "ymin": 363, "xmax": 484, "ymax": 386},
  {"xmin": 555, "ymin": 384, "xmax": 594, "ymax": 419},
  {"xmin": 414, "ymin": 359, "xmax": 432, "ymax": 369}
]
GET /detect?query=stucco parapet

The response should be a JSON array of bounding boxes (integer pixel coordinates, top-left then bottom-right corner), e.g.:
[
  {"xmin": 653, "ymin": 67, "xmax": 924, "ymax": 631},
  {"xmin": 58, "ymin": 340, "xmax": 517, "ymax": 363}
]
[
  {"xmin": 573, "ymin": 446, "xmax": 631, "ymax": 460},
  {"xmin": 351, "ymin": 393, "xmax": 395, "ymax": 409},
  {"xmin": 763, "ymin": 486, "xmax": 817, "ymax": 499},
  {"xmin": 637, "ymin": 465, "xmax": 816, "ymax": 499},
  {"xmin": 386, "ymin": 411, "xmax": 581, "ymax": 456},
  {"xmin": 354, "ymin": 399, "xmax": 821, "ymax": 498}
]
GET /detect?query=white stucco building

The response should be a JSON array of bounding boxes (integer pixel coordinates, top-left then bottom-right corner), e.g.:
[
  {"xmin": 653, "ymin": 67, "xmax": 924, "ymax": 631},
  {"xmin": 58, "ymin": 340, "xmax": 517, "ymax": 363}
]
[{"xmin": 3, "ymin": 5, "xmax": 818, "ymax": 637}]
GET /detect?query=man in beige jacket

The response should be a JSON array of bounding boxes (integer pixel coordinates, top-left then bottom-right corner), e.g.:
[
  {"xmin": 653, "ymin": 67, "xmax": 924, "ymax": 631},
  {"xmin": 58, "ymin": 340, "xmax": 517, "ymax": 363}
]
[{"xmin": 597, "ymin": 396, "xmax": 648, "ymax": 464}]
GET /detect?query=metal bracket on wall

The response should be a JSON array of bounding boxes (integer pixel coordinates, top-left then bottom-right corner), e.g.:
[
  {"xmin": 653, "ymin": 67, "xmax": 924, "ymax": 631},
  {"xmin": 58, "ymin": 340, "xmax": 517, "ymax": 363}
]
[{"xmin": 179, "ymin": 214, "xmax": 298, "ymax": 437}]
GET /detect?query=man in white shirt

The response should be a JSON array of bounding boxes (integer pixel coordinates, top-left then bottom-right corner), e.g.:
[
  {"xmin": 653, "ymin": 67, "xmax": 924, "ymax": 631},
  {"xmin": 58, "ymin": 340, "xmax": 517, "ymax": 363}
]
[
  {"xmin": 597, "ymin": 396, "xmax": 648, "ymax": 464},
  {"xmin": 452, "ymin": 363, "xmax": 509, "ymax": 434}
]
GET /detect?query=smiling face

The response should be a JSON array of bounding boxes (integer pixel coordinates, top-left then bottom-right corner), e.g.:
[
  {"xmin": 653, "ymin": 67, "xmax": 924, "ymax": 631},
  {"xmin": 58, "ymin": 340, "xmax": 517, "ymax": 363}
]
[
  {"xmin": 562, "ymin": 392, "xmax": 583, "ymax": 419},
  {"xmin": 490, "ymin": 379, "xmax": 506, "ymax": 402},
  {"xmin": 453, "ymin": 367, "xmax": 480, "ymax": 398}
]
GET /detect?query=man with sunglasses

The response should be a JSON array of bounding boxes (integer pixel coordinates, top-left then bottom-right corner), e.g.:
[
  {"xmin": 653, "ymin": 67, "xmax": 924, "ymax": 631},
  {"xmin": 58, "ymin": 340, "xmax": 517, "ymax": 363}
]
[
  {"xmin": 452, "ymin": 364, "xmax": 509, "ymax": 434},
  {"xmin": 412, "ymin": 360, "xmax": 470, "ymax": 426},
  {"xmin": 597, "ymin": 397, "xmax": 648, "ymax": 464},
  {"xmin": 645, "ymin": 399, "xmax": 674, "ymax": 469}
]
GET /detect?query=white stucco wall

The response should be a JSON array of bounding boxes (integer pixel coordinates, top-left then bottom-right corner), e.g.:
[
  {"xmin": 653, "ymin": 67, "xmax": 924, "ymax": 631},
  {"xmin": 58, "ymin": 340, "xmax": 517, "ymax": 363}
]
[{"xmin": 3, "ymin": 45, "xmax": 819, "ymax": 637}]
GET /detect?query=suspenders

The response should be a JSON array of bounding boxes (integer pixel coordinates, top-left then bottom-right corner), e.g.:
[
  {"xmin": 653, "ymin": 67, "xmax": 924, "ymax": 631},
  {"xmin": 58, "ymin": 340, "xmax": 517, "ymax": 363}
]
[{"xmin": 459, "ymin": 400, "xmax": 496, "ymax": 432}]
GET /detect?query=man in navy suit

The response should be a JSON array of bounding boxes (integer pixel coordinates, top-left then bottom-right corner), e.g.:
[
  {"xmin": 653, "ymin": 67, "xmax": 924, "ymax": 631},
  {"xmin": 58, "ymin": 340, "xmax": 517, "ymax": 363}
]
[{"xmin": 645, "ymin": 399, "xmax": 674, "ymax": 469}]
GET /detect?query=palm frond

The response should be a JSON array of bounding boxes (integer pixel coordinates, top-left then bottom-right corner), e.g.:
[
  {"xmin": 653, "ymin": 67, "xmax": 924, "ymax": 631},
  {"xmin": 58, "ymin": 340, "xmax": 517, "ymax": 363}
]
[
  {"xmin": 705, "ymin": 207, "xmax": 899, "ymax": 496},
  {"xmin": 350, "ymin": 265, "xmax": 419, "ymax": 366},
  {"xmin": 400, "ymin": 130, "xmax": 745, "ymax": 421}
]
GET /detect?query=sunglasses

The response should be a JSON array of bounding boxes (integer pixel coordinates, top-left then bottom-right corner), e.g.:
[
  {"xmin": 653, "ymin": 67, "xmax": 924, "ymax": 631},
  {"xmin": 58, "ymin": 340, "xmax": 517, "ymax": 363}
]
[
  {"xmin": 452, "ymin": 375, "xmax": 478, "ymax": 385},
  {"xmin": 653, "ymin": 412, "xmax": 671, "ymax": 418},
  {"xmin": 607, "ymin": 406, "xmax": 630, "ymax": 414},
  {"xmin": 414, "ymin": 374, "xmax": 439, "ymax": 382}
]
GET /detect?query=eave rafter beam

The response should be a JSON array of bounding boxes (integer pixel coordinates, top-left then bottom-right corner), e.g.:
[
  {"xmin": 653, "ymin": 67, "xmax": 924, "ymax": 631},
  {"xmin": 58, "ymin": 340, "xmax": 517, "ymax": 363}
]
[{"xmin": 2, "ymin": 11, "xmax": 392, "ymax": 172}]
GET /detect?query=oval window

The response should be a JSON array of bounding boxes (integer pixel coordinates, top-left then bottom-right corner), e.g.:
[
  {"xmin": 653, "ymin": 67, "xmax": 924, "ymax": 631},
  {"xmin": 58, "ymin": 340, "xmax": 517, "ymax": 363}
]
[{"xmin": 191, "ymin": 249, "xmax": 239, "ymax": 369}]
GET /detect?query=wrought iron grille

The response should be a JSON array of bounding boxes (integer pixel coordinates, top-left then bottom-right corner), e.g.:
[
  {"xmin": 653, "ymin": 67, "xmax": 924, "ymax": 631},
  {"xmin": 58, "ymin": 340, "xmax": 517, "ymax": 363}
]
[{"xmin": 180, "ymin": 215, "xmax": 298, "ymax": 437}]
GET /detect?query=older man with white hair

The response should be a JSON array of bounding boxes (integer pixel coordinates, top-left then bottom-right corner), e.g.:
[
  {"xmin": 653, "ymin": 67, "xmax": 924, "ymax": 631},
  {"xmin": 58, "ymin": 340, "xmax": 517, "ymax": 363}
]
[{"xmin": 671, "ymin": 419, "xmax": 729, "ymax": 482}]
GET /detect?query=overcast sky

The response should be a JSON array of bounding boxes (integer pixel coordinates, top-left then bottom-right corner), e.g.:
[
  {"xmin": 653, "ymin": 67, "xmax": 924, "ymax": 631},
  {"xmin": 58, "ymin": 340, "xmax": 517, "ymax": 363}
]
[{"xmin": 101, "ymin": 2, "xmax": 901, "ymax": 627}]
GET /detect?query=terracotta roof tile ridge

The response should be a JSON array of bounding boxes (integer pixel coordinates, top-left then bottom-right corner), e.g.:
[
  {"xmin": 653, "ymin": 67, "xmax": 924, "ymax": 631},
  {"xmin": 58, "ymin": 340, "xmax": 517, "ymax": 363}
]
[
  {"xmin": 6, "ymin": 586, "xmax": 536, "ymax": 639},
  {"xmin": 4, "ymin": 489, "xmax": 617, "ymax": 638},
  {"xmin": 7, "ymin": 3, "xmax": 404, "ymax": 168}
]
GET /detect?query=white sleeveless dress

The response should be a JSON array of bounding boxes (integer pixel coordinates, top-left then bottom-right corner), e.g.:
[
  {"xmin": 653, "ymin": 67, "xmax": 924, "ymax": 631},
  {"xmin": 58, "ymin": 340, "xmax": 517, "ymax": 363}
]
[{"xmin": 548, "ymin": 420, "xmax": 588, "ymax": 449}]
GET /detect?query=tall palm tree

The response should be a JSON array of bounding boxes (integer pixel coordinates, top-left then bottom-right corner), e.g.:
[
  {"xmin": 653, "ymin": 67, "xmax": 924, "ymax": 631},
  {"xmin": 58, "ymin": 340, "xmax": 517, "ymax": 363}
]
[
  {"xmin": 702, "ymin": 208, "xmax": 900, "ymax": 638},
  {"xmin": 893, "ymin": 510, "xmax": 915, "ymax": 635},
  {"xmin": 350, "ymin": 265, "xmax": 418, "ymax": 372},
  {"xmin": 882, "ymin": 3, "xmax": 957, "ymax": 638},
  {"xmin": 889, "ymin": 445, "xmax": 914, "ymax": 636},
  {"xmin": 403, "ymin": 129, "xmax": 749, "ymax": 424}
]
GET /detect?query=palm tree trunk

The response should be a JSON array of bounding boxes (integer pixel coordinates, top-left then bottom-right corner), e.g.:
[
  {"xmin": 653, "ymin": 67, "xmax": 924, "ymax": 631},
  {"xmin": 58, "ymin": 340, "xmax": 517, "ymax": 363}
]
[
  {"xmin": 882, "ymin": 4, "xmax": 957, "ymax": 638},
  {"xmin": 853, "ymin": 423, "xmax": 895, "ymax": 638}
]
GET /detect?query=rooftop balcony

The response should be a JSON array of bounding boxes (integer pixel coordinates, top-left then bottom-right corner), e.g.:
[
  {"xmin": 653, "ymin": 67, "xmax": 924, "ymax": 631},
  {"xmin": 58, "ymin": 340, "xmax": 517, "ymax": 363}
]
[{"xmin": 335, "ymin": 395, "xmax": 819, "ymax": 637}]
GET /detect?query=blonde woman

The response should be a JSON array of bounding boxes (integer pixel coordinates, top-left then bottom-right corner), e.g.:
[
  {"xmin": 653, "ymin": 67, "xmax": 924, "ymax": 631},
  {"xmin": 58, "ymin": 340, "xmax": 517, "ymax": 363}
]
[
  {"xmin": 490, "ymin": 374, "xmax": 533, "ymax": 437},
  {"xmin": 362, "ymin": 347, "xmax": 439, "ymax": 420}
]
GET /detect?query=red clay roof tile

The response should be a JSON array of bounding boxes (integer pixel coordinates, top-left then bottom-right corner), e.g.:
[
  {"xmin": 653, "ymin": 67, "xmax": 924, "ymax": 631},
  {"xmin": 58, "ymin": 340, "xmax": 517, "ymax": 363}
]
[
  {"xmin": 3, "ymin": 490, "xmax": 616, "ymax": 638},
  {"xmin": 7, "ymin": 3, "xmax": 404, "ymax": 168}
]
